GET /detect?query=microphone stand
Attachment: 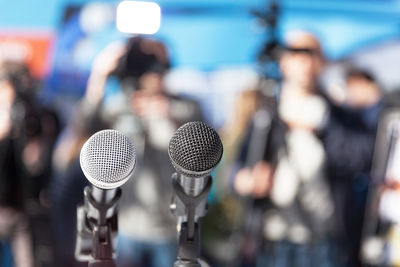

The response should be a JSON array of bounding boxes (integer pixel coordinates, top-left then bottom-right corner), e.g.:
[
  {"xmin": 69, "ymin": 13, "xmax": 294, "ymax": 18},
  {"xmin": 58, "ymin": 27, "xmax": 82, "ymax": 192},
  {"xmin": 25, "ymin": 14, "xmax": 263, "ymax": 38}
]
[
  {"xmin": 171, "ymin": 174, "xmax": 213, "ymax": 267},
  {"xmin": 76, "ymin": 186, "xmax": 121, "ymax": 267}
]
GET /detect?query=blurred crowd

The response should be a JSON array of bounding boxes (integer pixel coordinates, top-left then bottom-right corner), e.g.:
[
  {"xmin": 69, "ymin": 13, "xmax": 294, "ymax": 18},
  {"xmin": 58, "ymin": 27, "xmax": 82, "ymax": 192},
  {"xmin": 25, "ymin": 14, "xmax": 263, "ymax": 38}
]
[{"xmin": 0, "ymin": 23, "xmax": 399, "ymax": 267}]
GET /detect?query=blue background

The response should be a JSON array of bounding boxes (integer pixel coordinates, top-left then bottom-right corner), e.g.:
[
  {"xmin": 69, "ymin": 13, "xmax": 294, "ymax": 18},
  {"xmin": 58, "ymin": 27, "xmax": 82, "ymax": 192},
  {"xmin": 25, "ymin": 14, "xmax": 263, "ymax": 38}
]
[{"xmin": 0, "ymin": 0, "xmax": 399, "ymax": 69}]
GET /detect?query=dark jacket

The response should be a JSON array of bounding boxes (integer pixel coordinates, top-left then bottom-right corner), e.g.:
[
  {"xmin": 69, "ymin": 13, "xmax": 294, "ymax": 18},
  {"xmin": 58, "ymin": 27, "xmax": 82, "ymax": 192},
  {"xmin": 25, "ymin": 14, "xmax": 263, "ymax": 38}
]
[{"xmin": 0, "ymin": 138, "xmax": 24, "ymax": 209}]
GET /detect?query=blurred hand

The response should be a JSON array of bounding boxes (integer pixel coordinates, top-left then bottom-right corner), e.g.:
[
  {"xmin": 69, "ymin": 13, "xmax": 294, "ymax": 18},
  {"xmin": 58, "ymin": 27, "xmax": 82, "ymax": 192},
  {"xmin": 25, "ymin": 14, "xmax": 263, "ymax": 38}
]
[
  {"xmin": 234, "ymin": 167, "xmax": 254, "ymax": 196},
  {"xmin": 22, "ymin": 138, "xmax": 44, "ymax": 175},
  {"xmin": 85, "ymin": 41, "xmax": 126, "ymax": 106},
  {"xmin": 234, "ymin": 161, "xmax": 273, "ymax": 198},
  {"xmin": 252, "ymin": 161, "xmax": 273, "ymax": 198},
  {"xmin": 286, "ymin": 121, "xmax": 314, "ymax": 131},
  {"xmin": 91, "ymin": 41, "xmax": 126, "ymax": 77}
]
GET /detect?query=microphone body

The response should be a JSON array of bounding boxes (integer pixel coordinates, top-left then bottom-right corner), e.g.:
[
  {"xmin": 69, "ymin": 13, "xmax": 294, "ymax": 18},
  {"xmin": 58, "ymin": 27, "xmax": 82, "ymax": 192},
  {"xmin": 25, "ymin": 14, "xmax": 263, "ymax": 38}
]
[
  {"xmin": 172, "ymin": 174, "xmax": 209, "ymax": 224},
  {"xmin": 75, "ymin": 129, "xmax": 136, "ymax": 266},
  {"xmin": 168, "ymin": 121, "xmax": 223, "ymax": 267}
]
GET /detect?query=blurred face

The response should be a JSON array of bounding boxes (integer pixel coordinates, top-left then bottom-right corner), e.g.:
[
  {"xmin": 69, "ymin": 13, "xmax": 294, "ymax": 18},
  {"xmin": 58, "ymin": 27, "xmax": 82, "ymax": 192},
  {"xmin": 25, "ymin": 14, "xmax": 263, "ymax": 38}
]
[
  {"xmin": 346, "ymin": 76, "xmax": 381, "ymax": 108},
  {"xmin": 138, "ymin": 72, "xmax": 163, "ymax": 94},
  {"xmin": 0, "ymin": 80, "xmax": 16, "ymax": 138},
  {"xmin": 280, "ymin": 48, "xmax": 323, "ymax": 89}
]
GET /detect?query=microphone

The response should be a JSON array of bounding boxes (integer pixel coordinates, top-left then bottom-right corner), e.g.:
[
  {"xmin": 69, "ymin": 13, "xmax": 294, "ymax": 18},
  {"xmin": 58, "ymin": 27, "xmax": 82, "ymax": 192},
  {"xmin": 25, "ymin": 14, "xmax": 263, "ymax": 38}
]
[
  {"xmin": 75, "ymin": 129, "xmax": 136, "ymax": 267},
  {"xmin": 168, "ymin": 121, "xmax": 223, "ymax": 267}
]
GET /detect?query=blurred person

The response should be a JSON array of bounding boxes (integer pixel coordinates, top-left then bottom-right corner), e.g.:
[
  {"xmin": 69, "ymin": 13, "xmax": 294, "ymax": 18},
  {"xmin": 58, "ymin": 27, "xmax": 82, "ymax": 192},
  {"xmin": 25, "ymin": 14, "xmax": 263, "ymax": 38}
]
[
  {"xmin": 233, "ymin": 31, "xmax": 335, "ymax": 267},
  {"xmin": 50, "ymin": 104, "xmax": 107, "ymax": 267},
  {"xmin": 219, "ymin": 89, "xmax": 263, "ymax": 194},
  {"xmin": 0, "ymin": 64, "xmax": 34, "ymax": 267},
  {"xmin": 84, "ymin": 36, "xmax": 204, "ymax": 267},
  {"xmin": 364, "ymin": 107, "xmax": 400, "ymax": 266},
  {"xmin": 323, "ymin": 67, "xmax": 383, "ymax": 266},
  {"xmin": 201, "ymin": 88, "xmax": 265, "ymax": 266},
  {"xmin": 0, "ymin": 62, "xmax": 60, "ymax": 201},
  {"xmin": 1, "ymin": 62, "xmax": 61, "ymax": 267}
]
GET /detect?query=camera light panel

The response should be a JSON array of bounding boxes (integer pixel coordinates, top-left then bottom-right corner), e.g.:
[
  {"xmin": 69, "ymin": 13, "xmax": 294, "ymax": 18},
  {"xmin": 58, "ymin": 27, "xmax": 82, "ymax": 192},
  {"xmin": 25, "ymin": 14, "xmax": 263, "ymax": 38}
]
[{"xmin": 116, "ymin": 1, "xmax": 161, "ymax": 35}]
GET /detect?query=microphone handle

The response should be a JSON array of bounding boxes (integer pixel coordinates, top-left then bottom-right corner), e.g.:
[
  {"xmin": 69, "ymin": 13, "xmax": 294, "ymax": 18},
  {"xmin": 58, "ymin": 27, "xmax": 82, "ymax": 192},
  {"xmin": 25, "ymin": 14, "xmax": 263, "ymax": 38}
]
[
  {"xmin": 177, "ymin": 175, "xmax": 208, "ymax": 197},
  {"xmin": 91, "ymin": 187, "xmax": 117, "ymax": 204}
]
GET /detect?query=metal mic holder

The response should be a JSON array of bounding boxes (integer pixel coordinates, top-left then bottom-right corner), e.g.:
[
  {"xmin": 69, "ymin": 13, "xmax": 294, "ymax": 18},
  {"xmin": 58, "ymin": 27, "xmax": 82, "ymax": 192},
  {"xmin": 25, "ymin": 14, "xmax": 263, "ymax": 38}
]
[
  {"xmin": 171, "ymin": 174, "xmax": 213, "ymax": 267},
  {"xmin": 76, "ymin": 186, "xmax": 121, "ymax": 267}
]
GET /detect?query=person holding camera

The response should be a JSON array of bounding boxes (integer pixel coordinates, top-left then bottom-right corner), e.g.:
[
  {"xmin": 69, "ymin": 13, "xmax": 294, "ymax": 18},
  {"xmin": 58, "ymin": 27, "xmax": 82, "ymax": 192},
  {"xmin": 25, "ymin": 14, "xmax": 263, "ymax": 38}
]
[{"xmin": 84, "ymin": 36, "xmax": 204, "ymax": 267}]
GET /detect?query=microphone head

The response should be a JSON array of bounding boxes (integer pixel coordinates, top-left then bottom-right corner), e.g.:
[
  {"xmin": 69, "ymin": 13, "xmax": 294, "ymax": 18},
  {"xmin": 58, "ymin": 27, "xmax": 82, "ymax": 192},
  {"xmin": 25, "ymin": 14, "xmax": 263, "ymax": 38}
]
[
  {"xmin": 80, "ymin": 129, "xmax": 136, "ymax": 189},
  {"xmin": 168, "ymin": 121, "xmax": 223, "ymax": 178}
]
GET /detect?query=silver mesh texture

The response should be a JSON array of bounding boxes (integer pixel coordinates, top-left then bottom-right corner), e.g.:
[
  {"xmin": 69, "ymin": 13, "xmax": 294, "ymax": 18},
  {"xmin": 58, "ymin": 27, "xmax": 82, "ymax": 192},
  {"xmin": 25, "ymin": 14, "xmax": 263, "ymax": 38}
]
[
  {"xmin": 80, "ymin": 129, "xmax": 136, "ymax": 189},
  {"xmin": 168, "ymin": 121, "xmax": 223, "ymax": 178}
]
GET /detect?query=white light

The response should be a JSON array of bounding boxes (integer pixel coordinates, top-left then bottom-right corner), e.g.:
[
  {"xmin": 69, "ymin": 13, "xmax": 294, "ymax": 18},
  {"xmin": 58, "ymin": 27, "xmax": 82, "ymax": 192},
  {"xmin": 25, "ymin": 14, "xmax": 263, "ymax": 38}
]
[
  {"xmin": 80, "ymin": 3, "xmax": 113, "ymax": 34},
  {"xmin": 116, "ymin": 1, "xmax": 161, "ymax": 35}
]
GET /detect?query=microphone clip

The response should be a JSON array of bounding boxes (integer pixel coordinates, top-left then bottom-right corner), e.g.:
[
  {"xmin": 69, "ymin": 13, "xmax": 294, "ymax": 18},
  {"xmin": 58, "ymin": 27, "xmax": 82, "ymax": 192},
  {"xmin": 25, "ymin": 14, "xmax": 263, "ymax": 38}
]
[
  {"xmin": 171, "ymin": 174, "xmax": 212, "ymax": 266},
  {"xmin": 75, "ymin": 186, "xmax": 121, "ymax": 266}
]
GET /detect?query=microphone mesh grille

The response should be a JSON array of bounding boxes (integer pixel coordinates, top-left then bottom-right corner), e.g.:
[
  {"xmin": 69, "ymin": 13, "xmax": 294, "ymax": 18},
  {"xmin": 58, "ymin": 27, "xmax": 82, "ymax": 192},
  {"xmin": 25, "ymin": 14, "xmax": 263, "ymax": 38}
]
[
  {"xmin": 169, "ymin": 121, "xmax": 223, "ymax": 177},
  {"xmin": 80, "ymin": 129, "xmax": 136, "ymax": 189}
]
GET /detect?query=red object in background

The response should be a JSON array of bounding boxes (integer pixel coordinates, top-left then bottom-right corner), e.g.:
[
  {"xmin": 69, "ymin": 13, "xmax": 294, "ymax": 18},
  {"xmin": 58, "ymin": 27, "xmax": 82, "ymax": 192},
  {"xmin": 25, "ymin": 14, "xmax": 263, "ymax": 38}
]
[{"xmin": 0, "ymin": 31, "xmax": 54, "ymax": 78}]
